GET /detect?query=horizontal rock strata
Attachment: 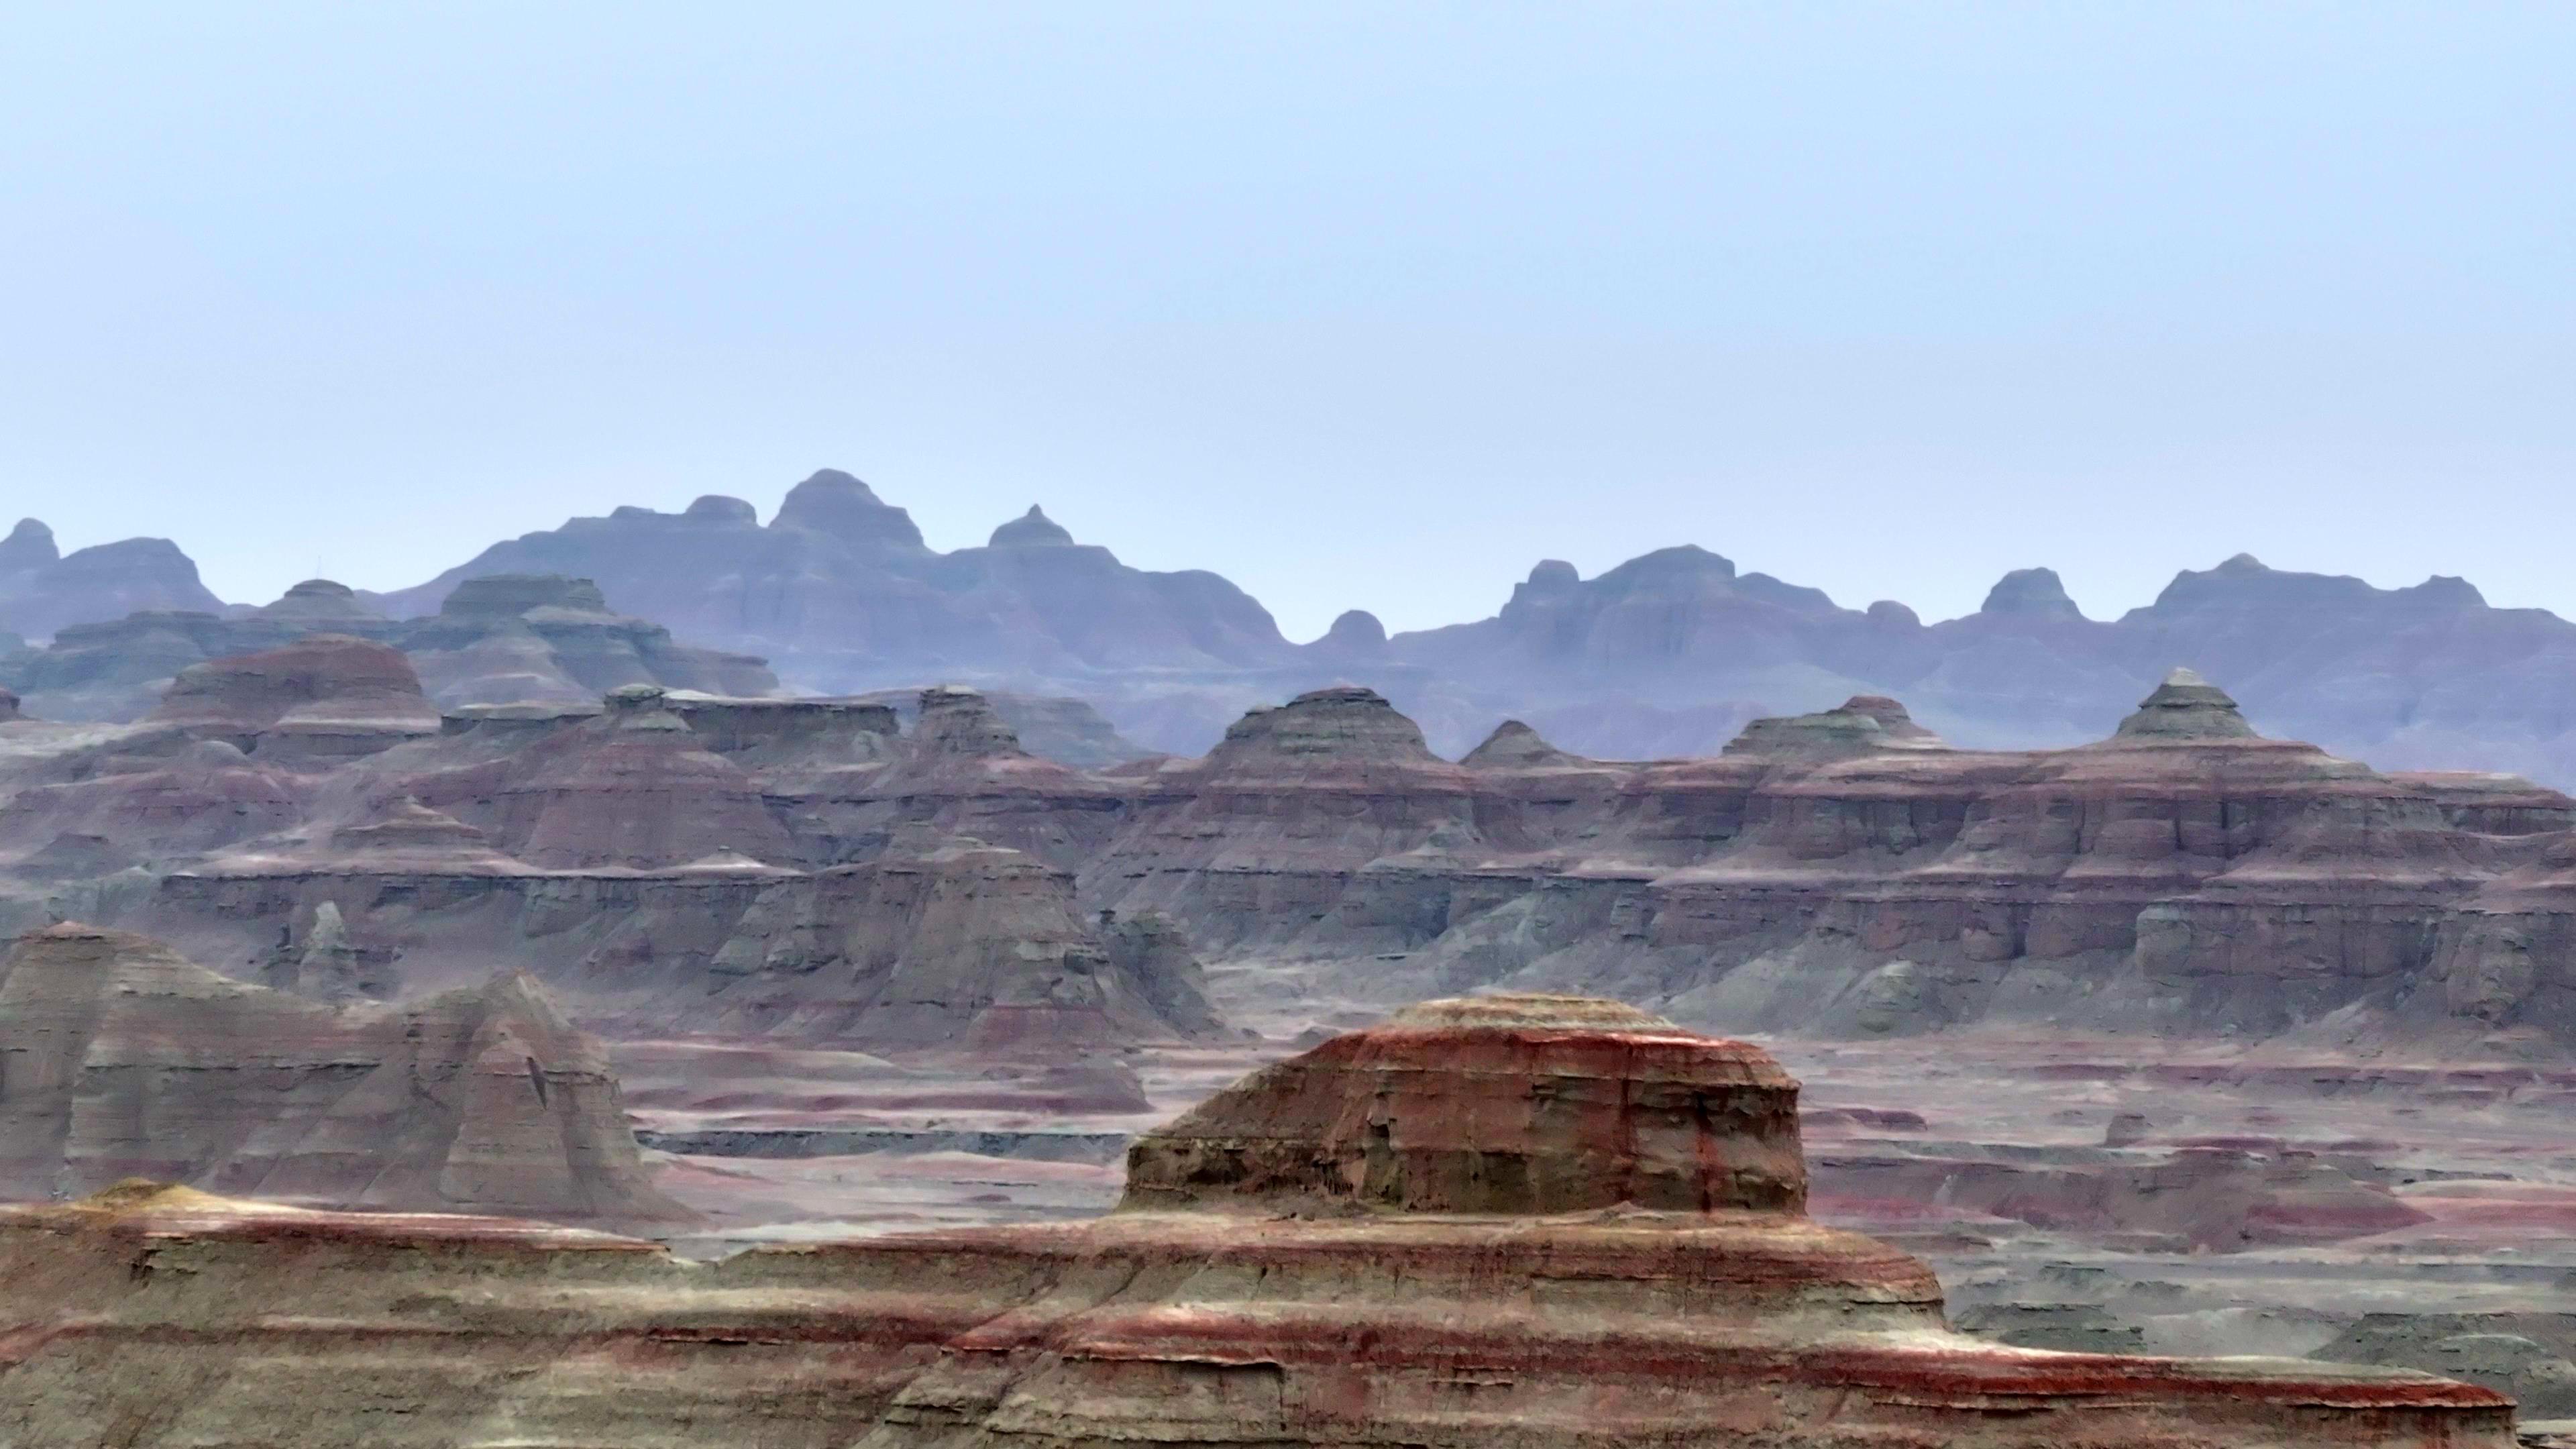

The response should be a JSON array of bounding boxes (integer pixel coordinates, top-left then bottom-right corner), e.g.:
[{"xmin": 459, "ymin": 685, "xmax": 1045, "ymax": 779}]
[{"xmin": 0, "ymin": 997, "xmax": 2513, "ymax": 1448}]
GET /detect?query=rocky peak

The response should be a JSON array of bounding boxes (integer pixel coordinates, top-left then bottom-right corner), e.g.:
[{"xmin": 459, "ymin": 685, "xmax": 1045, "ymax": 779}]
[
  {"xmin": 1213, "ymin": 686, "xmax": 1437, "ymax": 765},
  {"xmin": 1835, "ymin": 695, "xmax": 1938, "ymax": 740},
  {"xmin": 1866, "ymin": 599, "xmax": 1923, "ymax": 628},
  {"xmin": 1725, "ymin": 695, "xmax": 1944, "ymax": 759},
  {"xmin": 1120, "ymin": 993, "xmax": 1805, "ymax": 1216},
  {"xmin": 258, "ymin": 579, "xmax": 386, "ymax": 626},
  {"xmin": 439, "ymin": 575, "xmax": 613, "ymax": 621},
  {"xmin": 912, "ymin": 686, "xmax": 1028, "ymax": 759},
  {"xmin": 149, "ymin": 635, "xmax": 441, "ymax": 756},
  {"xmin": 682, "ymin": 494, "xmax": 758, "ymax": 525},
  {"xmin": 2114, "ymin": 666, "xmax": 2260, "ymax": 740},
  {"xmin": 987, "ymin": 505, "xmax": 1075, "ymax": 548},
  {"xmin": 770, "ymin": 469, "xmax": 927, "ymax": 550},
  {"xmin": 1978, "ymin": 566, "xmax": 2086, "ymax": 621},
  {"xmin": 1314, "ymin": 608, "xmax": 1388, "ymax": 653},
  {"xmin": 0, "ymin": 519, "xmax": 56, "ymax": 572},
  {"xmin": 1461, "ymin": 718, "xmax": 1585, "ymax": 769}
]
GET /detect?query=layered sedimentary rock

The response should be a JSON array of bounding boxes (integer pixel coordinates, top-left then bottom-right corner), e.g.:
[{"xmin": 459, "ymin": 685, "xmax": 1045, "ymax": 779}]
[
  {"xmin": 847, "ymin": 684, "xmax": 1148, "ymax": 768},
  {"xmin": 0, "ymin": 998, "xmax": 2512, "ymax": 1448},
  {"xmin": 148, "ymin": 635, "xmax": 442, "ymax": 759},
  {"xmin": 130, "ymin": 685, "xmax": 1220, "ymax": 1049},
  {"xmin": 0, "ymin": 924, "xmax": 686, "ymax": 1227},
  {"xmin": 1090, "ymin": 686, "xmax": 1487, "ymax": 955},
  {"xmin": 704, "ymin": 841, "xmax": 1222, "ymax": 1047},
  {"xmin": 23, "ymin": 656, "xmax": 2576, "ymax": 1051},
  {"xmin": 759, "ymin": 686, "xmax": 1127, "ymax": 871},
  {"xmin": 408, "ymin": 684, "xmax": 794, "ymax": 869},
  {"xmin": 1073, "ymin": 675, "xmax": 2576, "ymax": 1049}
]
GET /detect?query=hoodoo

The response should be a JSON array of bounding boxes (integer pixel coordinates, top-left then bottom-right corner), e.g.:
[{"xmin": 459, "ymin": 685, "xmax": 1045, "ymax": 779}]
[{"xmin": 0, "ymin": 994, "xmax": 2514, "ymax": 1448}]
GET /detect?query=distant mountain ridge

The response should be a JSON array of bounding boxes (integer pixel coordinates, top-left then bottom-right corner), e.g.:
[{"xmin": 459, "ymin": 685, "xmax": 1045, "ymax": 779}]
[{"xmin": 12, "ymin": 472, "xmax": 2576, "ymax": 784}]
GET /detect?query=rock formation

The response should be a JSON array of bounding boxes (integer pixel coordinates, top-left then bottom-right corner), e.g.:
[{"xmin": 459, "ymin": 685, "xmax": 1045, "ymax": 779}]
[
  {"xmin": 31, "ymin": 476, "xmax": 2576, "ymax": 780},
  {"xmin": 148, "ymin": 635, "xmax": 442, "ymax": 759},
  {"xmin": 409, "ymin": 684, "xmax": 794, "ymax": 869},
  {"xmin": 0, "ymin": 572, "xmax": 775, "ymax": 722},
  {"xmin": 370, "ymin": 472, "xmax": 1295, "ymax": 716},
  {"xmin": 0, "ymin": 924, "xmax": 686, "ymax": 1227},
  {"xmin": 0, "ymin": 998, "xmax": 2514, "ymax": 1448},
  {"xmin": 704, "ymin": 841, "xmax": 1222, "ymax": 1048},
  {"xmin": 0, "ymin": 519, "xmax": 222, "ymax": 643},
  {"xmin": 847, "ymin": 684, "xmax": 1148, "ymax": 768},
  {"xmin": 31, "ymin": 657, "xmax": 2576, "ymax": 1051}
]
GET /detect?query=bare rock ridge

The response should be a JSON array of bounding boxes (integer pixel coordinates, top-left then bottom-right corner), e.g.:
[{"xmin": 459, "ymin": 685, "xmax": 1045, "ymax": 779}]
[
  {"xmin": 0, "ymin": 999, "xmax": 2514, "ymax": 1448},
  {"xmin": 0, "ymin": 519, "xmax": 221, "ymax": 643},
  {"xmin": 989, "ymin": 504, "xmax": 1075, "ymax": 547},
  {"xmin": 370, "ymin": 471, "xmax": 1291, "ymax": 713},
  {"xmin": 24, "ymin": 477, "xmax": 2576, "ymax": 782},
  {"xmin": 21, "ymin": 663, "xmax": 2576, "ymax": 1051},
  {"xmin": 0, "ymin": 924, "xmax": 686, "ymax": 1228},
  {"xmin": 1, "ymin": 568, "xmax": 775, "ymax": 722},
  {"xmin": 1980, "ymin": 565, "xmax": 2087, "ymax": 620}
]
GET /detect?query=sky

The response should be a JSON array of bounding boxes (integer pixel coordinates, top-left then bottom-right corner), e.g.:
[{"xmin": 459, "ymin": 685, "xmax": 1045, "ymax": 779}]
[{"xmin": 2, "ymin": 4, "xmax": 2571, "ymax": 641}]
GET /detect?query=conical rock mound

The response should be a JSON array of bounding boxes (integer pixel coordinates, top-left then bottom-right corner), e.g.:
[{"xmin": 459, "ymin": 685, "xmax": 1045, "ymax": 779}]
[{"xmin": 2116, "ymin": 665, "xmax": 2260, "ymax": 739}]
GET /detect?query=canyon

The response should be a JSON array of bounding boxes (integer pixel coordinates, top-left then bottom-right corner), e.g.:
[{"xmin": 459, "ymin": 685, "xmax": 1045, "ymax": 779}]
[
  {"xmin": 13, "ymin": 637, "xmax": 2576, "ymax": 1428},
  {"xmin": 0, "ymin": 998, "xmax": 2519, "ymax": 1449}
]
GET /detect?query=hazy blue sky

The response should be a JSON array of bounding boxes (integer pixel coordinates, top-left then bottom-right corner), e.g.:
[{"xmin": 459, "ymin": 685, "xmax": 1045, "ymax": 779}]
[{"xmin": 3, "ymin": 4, "xmax": 2570, "ymax": 639}]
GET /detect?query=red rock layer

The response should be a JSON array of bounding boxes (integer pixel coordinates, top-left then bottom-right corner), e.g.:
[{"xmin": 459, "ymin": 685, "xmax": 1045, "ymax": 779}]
[
  {"xmin": 146, "ymin": 635, "xmax": 441, "ymax": 759},
  {"xmin": 0, "ymin": 999, "xmax": 2514, "ymax": 1449},
  {"xmin": 1126, "ymin": 996, "xmax": 1803, "ymax": 1214},
  {"xmin": 407, "ymin": 685, "xmax": 793, "ymax": 869}
]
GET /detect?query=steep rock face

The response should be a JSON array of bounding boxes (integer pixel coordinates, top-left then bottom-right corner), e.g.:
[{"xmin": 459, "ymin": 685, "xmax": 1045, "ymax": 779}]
[
  {"xmin": 0, "ymin": 523, "xmax": 222, "ymax": 643},
  {"xmin": 1124, "ymin": 995, "xmax": 1803, "ymax": 1214},
  {"xmin": 0, "ymin": 924, "xmax": 686, "ymax": 1226},
  {"xmin": 1087, "ymin": 687, "xmax": 1487, "ymax": 953},
  {"xmin": 1086, "ymin": 675, "xmax": 2576, "ymax": 1046},
  {"xmin": 704, "ymin": 842, "xmax": 1220, "ymax": 1048},
  {"xmin": 148, "ymin": 635, "xmax": 441, "ymax": 760},
  {"xmin": 0, "ymin": 998, "xmax": 2514, "ymax": 1449},
  {"xmin": 408, "ymin": 686, "xmax": 792, "ymax": 869},
  {"xmin": 764, "ymin": 687, "xmax": 1126, "ymax": 871}
]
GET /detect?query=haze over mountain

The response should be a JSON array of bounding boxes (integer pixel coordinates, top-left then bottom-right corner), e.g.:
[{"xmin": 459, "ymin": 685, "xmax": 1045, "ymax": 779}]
[{"xmin": 15, "ymin": 472, "xmax": 2576, "ymax": 786}]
